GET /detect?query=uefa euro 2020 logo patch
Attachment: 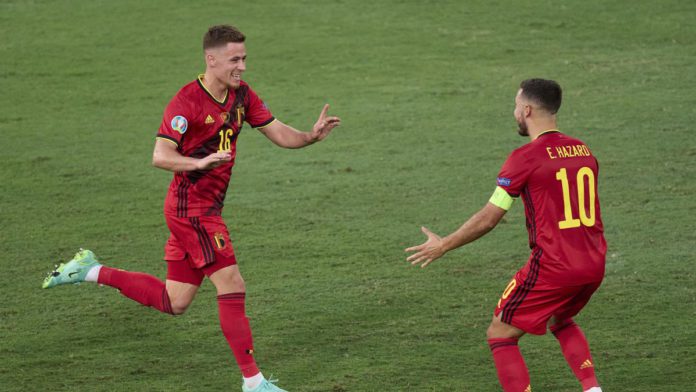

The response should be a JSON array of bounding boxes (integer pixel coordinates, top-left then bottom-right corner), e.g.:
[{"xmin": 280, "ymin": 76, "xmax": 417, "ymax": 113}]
[
  {"xmin": 171, "ymin": 115, "xmax": 188, "ymax": 134},
  {"xmin": 497, "ymin": 177, "xmax": 512, "ymax": 187}
]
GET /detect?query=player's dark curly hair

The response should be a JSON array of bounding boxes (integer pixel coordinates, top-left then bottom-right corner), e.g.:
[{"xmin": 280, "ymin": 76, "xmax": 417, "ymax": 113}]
[
  {"xmin": 520, "ymin": 79, "xmax": 562, "ymax": 114},
  {"xmin": 203, "ymin": 25, "xmax": 245, "ymax": 50}
]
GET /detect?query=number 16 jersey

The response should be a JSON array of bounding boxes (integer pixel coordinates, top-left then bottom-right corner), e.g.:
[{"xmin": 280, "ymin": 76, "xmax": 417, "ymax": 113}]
[
  {"xmin": 156, "ymin": 75, "xmax": 275, "ymax": 218},
  {"xmin": 496, "ymin": 131, "xmax": 606, "ymax": 286}
]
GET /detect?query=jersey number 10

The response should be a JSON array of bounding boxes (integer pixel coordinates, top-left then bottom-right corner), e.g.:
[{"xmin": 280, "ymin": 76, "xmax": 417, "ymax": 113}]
[{"xmin": 556, "ymin": 167, "xmax": 596, "ymax": 229}]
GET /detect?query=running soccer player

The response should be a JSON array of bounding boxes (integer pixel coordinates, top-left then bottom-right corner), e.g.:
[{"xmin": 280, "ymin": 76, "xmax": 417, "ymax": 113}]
[
  {"xmin": 43, "ymin": 25, "xmax": 340, "ymax": 392},
  {"xmin": 405, "ymin": 79, "xmax": 605, "ymax": 392}
]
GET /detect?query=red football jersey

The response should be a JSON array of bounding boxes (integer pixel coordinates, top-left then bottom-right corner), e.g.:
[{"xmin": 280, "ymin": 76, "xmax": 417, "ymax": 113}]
[
  {"xmin": 496, "ymin": 131, "xmax": 606, "ymax": 285},
  {"xmin": 156, "ymin": 76, "xmax": 274, "ymax": 217}
]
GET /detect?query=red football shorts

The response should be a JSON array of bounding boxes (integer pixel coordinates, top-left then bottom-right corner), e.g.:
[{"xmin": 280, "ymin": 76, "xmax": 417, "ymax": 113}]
[
  {"xmin": 163, "ymin": 215, "xmax": 237, "ymax": 286},
  {"xmin": 494, "ymin": 269, "xmax": 602, "ymax": 335}
]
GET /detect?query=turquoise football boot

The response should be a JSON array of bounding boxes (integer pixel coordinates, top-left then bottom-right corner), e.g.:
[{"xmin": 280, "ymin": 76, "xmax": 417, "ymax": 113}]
[
  {"xmin": 242, "ymin": 377, "xmax": 287, "ymax": 392},
  {"xmin": 42, "ymin": 249, "xmax": 101, "ymax": 289}
]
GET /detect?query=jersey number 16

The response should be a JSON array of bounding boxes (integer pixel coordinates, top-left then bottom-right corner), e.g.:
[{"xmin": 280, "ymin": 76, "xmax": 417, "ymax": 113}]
[{"xmin": 556, "ymin": 167, "xmax": 596, "ymax": 229}]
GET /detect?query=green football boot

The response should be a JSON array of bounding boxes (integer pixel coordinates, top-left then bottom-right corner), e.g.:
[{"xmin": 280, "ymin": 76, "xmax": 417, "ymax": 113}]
[
  {"xmin": 42, "ymin": 249, "xmax": 101, "ymax": 289},
  {"xmin": 242, "ymin": 378, "xmax": 287, "ymax": 392}
]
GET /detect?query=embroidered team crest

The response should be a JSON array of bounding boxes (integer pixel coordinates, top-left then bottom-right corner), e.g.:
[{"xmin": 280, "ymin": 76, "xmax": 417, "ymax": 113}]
[
  {"xmin": 171, "ymin": 115, "xmax": 188, "ymax": 134},
  {"xmin": 220, "ymin": 112, "xmax": 230, "ymax": 122},
  {"xmin": 213, "ymin": 232, "xmax": 227, "ymax": 249}
]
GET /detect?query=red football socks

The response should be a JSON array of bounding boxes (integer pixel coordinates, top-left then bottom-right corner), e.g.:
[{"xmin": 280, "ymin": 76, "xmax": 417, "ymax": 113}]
[
  {"xmin": 551, "ymin": 320, "xmax": 600, "ymax": 390},
  {"xmin": 488, "ymin": 338, "xmax": 531, "ymax": 392},
  {"xmin": 217, "ymin": 292, "xmax": 260, "ymax": 378},
  {"xmin": 98, "ymin": 267, "xmax": 173, "ymax": 314}
]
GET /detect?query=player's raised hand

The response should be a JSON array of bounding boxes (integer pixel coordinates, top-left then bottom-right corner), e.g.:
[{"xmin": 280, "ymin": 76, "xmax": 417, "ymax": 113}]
[
  {"xmin": 197, "ymin": 151, "xmax": 232, "ymax": 170},
  {"xmin": 405, "ymin": 226, "xmax": 446, "ymax": 268},
  {"xmin": 309, "ymin": 104, "xmax": 341, "ymax": 143}
]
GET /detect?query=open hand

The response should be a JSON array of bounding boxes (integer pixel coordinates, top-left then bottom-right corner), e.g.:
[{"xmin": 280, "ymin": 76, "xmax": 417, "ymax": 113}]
[{"xmin": 405, "ymin": 226, "xmax": 446, "ymax": 268}]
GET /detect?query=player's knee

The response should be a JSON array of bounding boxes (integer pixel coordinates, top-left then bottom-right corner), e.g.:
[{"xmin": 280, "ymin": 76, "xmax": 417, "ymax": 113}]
[
  {"xmin": 170, "ymin": 305, "xmax": 186, "ymax": 315},
  {"xmin": 218, "ymin": 277, "xmax": 245, "ymax": 295},
  {"xmin": 169, "ymin": 297, "xmax": 193, "ymax": 315},
  {"xmin": 210, "ymin": 267, "xmax": 246, "ymax": 294},
  {"xmin": 486, "ymin": 317, "xmax": 522, "ymax": 339}
]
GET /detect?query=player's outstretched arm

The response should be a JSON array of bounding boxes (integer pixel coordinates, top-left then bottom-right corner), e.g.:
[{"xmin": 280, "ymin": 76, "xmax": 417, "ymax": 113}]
[
  {"xmin": 257, "ymin": 104, "xmax": 341, "ymax": 148},
  {"xmin": 152, "ymin": 138, "xmax": 231, "ymax": 172},
  {"xmin": 405, "ymin": 202, "xmax": 507, "ymax": 268}
]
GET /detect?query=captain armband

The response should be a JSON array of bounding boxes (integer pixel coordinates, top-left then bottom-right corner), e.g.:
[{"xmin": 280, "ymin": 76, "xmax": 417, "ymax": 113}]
[{"xmin": 489, "ymin": 186, "xmax": 515, "ymax": 211}]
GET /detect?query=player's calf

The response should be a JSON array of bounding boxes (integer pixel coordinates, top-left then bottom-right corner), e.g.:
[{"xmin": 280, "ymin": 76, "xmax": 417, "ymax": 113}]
[
  {"xmin": 98, "ymin": 267, "xmax": 175, "ymax": 315},
  {"xmin": 550, "ymin": 319, "xmax": 601, "ymax": 392}
]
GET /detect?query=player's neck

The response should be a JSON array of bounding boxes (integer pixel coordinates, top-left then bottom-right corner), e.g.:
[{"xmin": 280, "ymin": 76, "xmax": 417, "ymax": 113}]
[
  {"xmin": 201, "ymin": 73, "xmax": 228, "ymax": 102},
  {"xmin": 528, "ymin": 120, "xmax": 558, "ymax": 141}
]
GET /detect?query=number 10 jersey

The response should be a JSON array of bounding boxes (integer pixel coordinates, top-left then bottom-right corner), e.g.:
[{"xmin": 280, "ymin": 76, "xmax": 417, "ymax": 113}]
[{"xmin": 495, "ymin": 131, "xmax": 606, "ymax": 285}]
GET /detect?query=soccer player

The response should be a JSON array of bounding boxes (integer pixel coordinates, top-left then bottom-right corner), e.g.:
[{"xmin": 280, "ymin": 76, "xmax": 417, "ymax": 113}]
[
  {"xmin": 405, "ymin": 79, "xmax": 605, "ymax": 392},
  {"xmin": 42, "ymin": 25, "xmax": 340, "ymax": 392}
]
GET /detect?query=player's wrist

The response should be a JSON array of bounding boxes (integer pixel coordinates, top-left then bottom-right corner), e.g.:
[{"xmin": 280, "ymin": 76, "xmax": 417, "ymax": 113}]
[
  {"xmin": 192, "ymin": 159, "xmax": 204, "ymax": 171},
  {"xmin": 305, "ymin": 132, "xmax": 318, "ymax": 145},
  {"xmin": 439, "ymin": 236, "xmax": 453, "ymax": 254}
]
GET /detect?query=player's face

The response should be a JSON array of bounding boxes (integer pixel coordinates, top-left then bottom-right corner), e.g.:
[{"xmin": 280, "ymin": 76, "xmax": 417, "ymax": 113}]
[
  {"xmin": 209, "ymin": 42, "xmax": 247, "ymax": 90},
  {"xmin": 514, "ymin": 89, "xmax": 529, "ymax": 137}
]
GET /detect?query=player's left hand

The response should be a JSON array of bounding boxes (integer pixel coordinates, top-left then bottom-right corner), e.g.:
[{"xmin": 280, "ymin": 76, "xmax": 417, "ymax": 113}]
[
  {"xmin": 309, "ymin": 104, "xmax": 341, "ymax": 143},
  {"xmin": 405, "ymin": 226, "xmax": 446, "ymax": 268}
]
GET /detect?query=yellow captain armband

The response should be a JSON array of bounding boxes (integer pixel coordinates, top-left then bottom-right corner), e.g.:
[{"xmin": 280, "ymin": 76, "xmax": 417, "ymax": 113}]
[{"xmin": 489, "ymin": 186, "xmax": 515, "ymax": 211}]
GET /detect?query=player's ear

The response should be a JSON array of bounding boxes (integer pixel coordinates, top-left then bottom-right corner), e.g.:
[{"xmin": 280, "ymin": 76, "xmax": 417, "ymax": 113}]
[
  {"xmin": 524, "ymin": 104, "xmax": 532, "ymax": 118},
  {"xmin": 205, "ymin": 51, "xmax": 216, "ymax": 67}
]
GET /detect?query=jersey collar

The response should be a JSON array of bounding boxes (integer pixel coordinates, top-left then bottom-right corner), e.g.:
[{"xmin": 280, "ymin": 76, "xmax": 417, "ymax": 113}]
[
  {"xmin": 197, "ymin": 74, "xmax": 229, "ymax": 106},
  {"xmin": 533, "ymin": 129, "xmax": 560, "ymax": 140}
]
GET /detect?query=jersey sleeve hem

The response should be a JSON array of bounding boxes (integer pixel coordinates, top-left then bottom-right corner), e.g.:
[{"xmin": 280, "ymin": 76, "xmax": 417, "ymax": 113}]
[
  {"xmin": 489, "ymin": 186, "xmax": 515, "ymax": 211},
  {"xmin": 251, "ymin": 117, "xmax": 276, "ymax": 129},
  {"xmin": 156, "ymin": 134, "xmax": 179, "ymax": 147}
]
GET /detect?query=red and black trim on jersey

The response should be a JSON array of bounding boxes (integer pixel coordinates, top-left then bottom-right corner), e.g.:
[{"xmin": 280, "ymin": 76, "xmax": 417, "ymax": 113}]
[
  {"xmin": 501, "ymin": 185, "xmax": 542, "ymax": 325},
  {"xmin": 176, "ymin": 179, "xmax": 191, "ymax": 218},
  {"xmin": 501, "ymin": 247, "xmax": 543, "ymax": 325},
  {"xmin": 189, "ymin": 216, "xmax": 216, "ymax": 266},
  {"xmin": 522, "ymin": 187, "xmax": 538, "ymax": 248}
]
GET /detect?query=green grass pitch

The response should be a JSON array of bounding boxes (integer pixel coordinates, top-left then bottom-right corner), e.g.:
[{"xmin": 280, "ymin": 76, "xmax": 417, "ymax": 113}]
[{"xmin": 1, "ymin": 0, "xmax": 695, "ymax": 390}]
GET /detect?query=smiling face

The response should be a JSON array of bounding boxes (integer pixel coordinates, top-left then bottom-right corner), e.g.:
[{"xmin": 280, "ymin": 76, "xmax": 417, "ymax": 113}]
[{"xmin": 206, "ymin": 42, "xmax": 247, "ymax": 90}]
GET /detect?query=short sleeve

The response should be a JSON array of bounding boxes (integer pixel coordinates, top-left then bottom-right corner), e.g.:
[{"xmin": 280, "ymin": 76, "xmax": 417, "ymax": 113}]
[
  {"xmin": 244, "ymin": 87, "xmax": 275, "ymax": 128},
  {"xmin": 496, "ymin": 149, "xmax": 534, "ymax": 197},
  {"xmin": 157, "ymin": 94, "xmax": 193, "ymax": 147}
]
